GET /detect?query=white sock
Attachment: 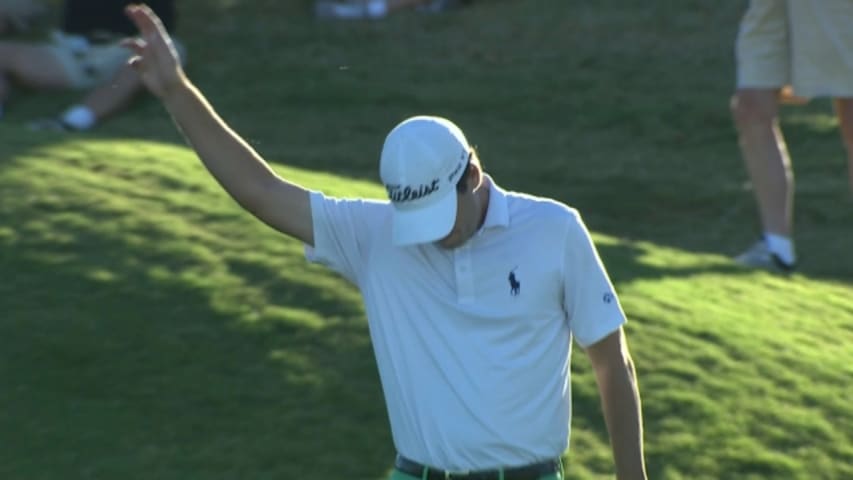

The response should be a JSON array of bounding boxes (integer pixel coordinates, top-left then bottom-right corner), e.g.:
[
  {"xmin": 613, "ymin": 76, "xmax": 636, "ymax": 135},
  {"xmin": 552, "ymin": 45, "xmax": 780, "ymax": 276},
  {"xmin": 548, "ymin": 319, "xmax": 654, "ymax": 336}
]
[
  {"xmin": 764, "ymin": 233, "xmax": 796, "ymax": 265},
  {"xmin": 366, "ymin": 0, "xmax": 388, "ymax": 17},
  {"xmin": 61, "ymin": 105, "xmax": 96, "ymax": 131}
]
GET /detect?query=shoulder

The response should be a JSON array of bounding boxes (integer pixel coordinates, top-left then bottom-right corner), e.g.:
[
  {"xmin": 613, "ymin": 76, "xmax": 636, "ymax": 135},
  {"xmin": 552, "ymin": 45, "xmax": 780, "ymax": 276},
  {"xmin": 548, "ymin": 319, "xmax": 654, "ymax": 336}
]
[
  {"xmin": 505, "ymin": 190, "xmax": 582, "ymax": 230},
  {"xmin": 503, "ymin": 191, "xmax": 595, "ymax": 256},
  {"xmin": 312, "ymin": 191, "xmax": 391, "ymax": 214}
]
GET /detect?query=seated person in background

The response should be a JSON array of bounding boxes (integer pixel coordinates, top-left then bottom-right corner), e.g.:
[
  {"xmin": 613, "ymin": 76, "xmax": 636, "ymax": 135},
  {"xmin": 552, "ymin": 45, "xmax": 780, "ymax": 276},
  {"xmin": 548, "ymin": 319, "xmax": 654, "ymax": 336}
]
[
  {"xmin": 0, "ymin": 0, "xmax": 183, "ymax": 131},
  {"xmin": 315, "ymin": 0, "xmax": 474, "ymax": 20},
  {"xmin": 0, "ymin": 0, "xmax": 45, "ymax": 35}
]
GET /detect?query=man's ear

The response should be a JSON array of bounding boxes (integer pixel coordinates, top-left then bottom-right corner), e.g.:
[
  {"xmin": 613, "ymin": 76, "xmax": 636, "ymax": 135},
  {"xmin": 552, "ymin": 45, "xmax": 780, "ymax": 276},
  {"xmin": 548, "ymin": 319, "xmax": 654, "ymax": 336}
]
[{"xmin": 468, "ymin": 161, "xmax": 484, "ymax": 192}]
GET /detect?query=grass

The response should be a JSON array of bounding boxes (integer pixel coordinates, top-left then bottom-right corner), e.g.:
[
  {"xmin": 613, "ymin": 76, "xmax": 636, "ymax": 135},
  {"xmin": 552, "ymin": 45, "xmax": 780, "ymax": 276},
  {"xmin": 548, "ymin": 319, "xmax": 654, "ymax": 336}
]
[{"xmin": 1, "ymin": 0, "xmax": 852, "ymax": 479}]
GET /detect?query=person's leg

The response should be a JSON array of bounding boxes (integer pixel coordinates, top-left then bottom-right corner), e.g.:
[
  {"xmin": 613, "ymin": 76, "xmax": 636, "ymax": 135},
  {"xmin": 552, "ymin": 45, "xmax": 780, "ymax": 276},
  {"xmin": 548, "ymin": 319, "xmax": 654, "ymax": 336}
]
[
  {"xmin": 30, "ymin": 64, "xmax": 140, "ymax": 132},
  {"xmin": 68, "ymin": 63, "xmax": 143, "ymax": 126},
  {"xmin": 731, "ymin": 88, "xmax": 797, "ymax": 268},
  {"xmin": 0, "ymin": 42, "xmax": 71, "ymax": 104},
  {"xmin": 731, "ymin": 87, "xmax": 795, "ymax": 233},
  {"xmin": 29, "ymin": 41, "xmax": 149, "ymax": 131},
  {"xmin": 834, "ymin": 98, "xmax": 853, "ymax": 194},
  {"xmin": 730, "ymin": 1, "xmax": 796, "ymax": 269}
]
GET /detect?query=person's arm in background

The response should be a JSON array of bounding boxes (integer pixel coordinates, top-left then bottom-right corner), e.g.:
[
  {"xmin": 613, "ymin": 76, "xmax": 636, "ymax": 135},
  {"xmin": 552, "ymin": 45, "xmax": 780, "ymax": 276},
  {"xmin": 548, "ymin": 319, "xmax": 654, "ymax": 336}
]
[
  {"xmin": 123, "ymin": 4, "xmax": 314, "ymax": 245},
  {"xmin": 586, "ymin": 328, "xmax": 648, "ymax": 480}
]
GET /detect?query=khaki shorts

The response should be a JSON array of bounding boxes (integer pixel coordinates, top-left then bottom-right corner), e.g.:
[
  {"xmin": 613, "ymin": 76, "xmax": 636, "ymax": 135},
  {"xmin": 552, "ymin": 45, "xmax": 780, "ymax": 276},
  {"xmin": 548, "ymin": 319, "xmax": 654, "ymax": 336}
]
[
  {"xmin": 735, "ymin": 0, "xmax": 853, "ymax": 98},
  {"xmin": 46, "ymin": 30, "xmax": 186, "ymax": 90}
]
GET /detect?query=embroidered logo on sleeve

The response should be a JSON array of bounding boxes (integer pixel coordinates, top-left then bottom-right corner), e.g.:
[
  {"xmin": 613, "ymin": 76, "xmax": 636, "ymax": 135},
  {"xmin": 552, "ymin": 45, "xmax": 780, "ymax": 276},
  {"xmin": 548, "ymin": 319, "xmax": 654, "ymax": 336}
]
[{"xmin": 603, "ymin": 292, "xmax": 614, "ymax": 304}]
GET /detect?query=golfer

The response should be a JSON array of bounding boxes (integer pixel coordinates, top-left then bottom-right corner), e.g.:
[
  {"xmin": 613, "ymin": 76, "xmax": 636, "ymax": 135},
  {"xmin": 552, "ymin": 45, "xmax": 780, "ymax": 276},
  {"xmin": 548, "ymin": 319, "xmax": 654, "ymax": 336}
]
[{"xmin": 123, "ymin": 5, "xmax": 648, "ymax": 479}]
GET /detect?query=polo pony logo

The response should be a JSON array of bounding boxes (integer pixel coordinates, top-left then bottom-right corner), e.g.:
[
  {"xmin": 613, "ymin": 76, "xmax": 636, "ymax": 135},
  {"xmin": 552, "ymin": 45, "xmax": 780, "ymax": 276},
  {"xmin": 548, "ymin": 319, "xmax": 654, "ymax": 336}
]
[{"xmin": 508, "ymin": 267, "xmax": 521, "ymax": 296}]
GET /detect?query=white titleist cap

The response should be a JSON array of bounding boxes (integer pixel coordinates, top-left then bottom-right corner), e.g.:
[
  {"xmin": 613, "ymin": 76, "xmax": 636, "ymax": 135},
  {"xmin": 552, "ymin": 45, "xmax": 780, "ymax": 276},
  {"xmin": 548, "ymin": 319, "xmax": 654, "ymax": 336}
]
[{"xmin": 380, "ymin": 115, "xmax": 471, "ymax": 246}]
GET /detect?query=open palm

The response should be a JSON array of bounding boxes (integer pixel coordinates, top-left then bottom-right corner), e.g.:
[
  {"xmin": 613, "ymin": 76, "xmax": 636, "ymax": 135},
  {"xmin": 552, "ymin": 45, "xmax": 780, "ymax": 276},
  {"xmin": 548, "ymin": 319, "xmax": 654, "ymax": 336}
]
[{"xmin": 123, "ymin": 4, "xmax": 185, "ymax": 99}]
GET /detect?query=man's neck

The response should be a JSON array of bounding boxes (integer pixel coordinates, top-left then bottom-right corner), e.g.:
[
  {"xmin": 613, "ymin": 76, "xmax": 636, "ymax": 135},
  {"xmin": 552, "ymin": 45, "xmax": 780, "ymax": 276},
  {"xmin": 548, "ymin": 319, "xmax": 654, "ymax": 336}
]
[{"xmin": 476, "ymin": 175, "xmax": 492, "ymax": 230}]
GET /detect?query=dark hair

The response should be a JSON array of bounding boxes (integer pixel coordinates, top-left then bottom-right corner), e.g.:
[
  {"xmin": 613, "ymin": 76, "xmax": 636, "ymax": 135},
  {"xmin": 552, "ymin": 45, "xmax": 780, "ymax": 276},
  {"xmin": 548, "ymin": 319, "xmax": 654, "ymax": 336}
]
[{"xmin": 455, "ymin": 152, "xmax": 473, "ymax": 193}]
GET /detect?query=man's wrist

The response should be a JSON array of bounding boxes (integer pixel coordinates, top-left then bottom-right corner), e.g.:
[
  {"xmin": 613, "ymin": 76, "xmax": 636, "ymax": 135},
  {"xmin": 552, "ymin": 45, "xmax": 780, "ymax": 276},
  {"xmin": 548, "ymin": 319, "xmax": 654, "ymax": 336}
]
[{"xmin": 161, "ymin": 72, "xmax": 194, "ymax": 105}]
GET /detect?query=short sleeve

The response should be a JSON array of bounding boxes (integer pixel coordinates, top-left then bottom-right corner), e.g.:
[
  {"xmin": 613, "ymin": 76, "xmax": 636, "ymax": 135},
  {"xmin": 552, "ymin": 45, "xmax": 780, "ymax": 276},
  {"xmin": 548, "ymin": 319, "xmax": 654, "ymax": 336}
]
[
  {"xmin": 305, "ymin": 191, "xmax": 388, "ymax": 285},
  {"xmin": 562, "ymin": 211, "xmax": 627, "ymax": 347}
]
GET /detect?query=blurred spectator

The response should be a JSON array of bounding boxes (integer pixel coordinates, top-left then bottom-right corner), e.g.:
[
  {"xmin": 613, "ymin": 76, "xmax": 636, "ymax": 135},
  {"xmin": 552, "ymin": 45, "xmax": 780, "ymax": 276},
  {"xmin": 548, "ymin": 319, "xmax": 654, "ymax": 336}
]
[
  {"xmin": 0, "ymin": 0, "xmax": 183, "ymax": 131},
  {"xmin": 315, "ymin": 0, "xmax": 474, "ymax": 20},
  {"xmin": 731, "ymin": 0, "xmax": 853, "ymax": 272},
  {"xmin": 0, "ymin": 0, "xmax": 45, "ymax": 35}
]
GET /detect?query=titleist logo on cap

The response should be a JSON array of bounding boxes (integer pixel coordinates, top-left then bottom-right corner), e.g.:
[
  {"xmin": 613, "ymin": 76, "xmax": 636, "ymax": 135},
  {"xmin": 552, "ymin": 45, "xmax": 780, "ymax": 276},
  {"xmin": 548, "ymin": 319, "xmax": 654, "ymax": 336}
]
[
  {"xmin": 385, "ymin": 179, "xmax": 440, "ymax": 203},
  {"xmin": 447, "ymin": 158, "xmax": 464, "ymax": 182}
]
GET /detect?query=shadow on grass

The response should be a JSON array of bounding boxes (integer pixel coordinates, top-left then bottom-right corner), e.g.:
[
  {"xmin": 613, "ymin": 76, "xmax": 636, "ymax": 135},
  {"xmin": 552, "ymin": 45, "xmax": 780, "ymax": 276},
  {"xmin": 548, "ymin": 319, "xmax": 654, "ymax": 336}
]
[
  {"xmin": 0, "ymin": 231, "xmax": 393, "ymax": 480},
  {"xmin": 1, "ymin": 3, "xmax": 850, "ymax": 479},
  {"xmin": 0, "ymin": 134, "xmax": 395, "ymax": 479},
  {"xmin": 595, "ymin": 241, "xmax": 745, "ymax": 283},
  {"xmin": 0, "ymin": 131, "xmax": 733, "ymax": 480},
  {"xmin": 8, "ymin": 0, "xmax": 850, "ymax": 286}
]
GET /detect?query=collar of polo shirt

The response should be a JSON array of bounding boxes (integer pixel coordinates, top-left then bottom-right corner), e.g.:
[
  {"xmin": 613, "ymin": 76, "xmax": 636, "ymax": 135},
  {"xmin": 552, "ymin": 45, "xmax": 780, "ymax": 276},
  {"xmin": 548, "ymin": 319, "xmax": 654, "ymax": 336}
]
[
  {"xmin": 480, "ymin": 175, "xmax": 510, "ymax": 231},
  {"xmin": 380, "ymin": 116, "xmax": 471, "ymax": 246}
]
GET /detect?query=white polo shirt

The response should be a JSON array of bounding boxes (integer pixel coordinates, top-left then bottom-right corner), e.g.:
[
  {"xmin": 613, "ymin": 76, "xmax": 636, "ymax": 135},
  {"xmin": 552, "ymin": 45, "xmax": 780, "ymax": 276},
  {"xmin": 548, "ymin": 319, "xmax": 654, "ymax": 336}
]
[{"xmin": 305, "ymin": 179, "xmax": 626, "ymax": 471}]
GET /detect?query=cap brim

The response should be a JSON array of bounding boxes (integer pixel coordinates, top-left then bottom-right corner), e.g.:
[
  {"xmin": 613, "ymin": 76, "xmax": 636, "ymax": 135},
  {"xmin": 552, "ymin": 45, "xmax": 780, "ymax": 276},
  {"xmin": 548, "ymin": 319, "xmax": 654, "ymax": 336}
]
[{"xmin": 391, "ymin": 190, "xmax": 458, "ymax": 246}]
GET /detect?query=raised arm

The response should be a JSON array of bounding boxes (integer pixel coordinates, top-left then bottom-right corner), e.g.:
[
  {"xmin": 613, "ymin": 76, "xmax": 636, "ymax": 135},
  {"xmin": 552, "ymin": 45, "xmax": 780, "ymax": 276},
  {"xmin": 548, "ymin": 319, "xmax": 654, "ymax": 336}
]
[
  {"xmin": 123, "ymin": 4, "xmax": 314, "ymax": 245},
  {"xmin": 586, "ymin": 328, "xmax": 648, "ymax": 480}
]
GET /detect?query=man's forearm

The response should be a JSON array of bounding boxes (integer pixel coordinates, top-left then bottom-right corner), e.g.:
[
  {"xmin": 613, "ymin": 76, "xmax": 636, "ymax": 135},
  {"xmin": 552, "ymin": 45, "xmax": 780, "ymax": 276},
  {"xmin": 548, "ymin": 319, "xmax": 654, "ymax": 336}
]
[
  {"xmin": 161, "ymin": 78, "xmax": 282, "ymax": 211},
  {"xmin": 599, "ymin": 357, "xmax": 647, "ymax": 480}
]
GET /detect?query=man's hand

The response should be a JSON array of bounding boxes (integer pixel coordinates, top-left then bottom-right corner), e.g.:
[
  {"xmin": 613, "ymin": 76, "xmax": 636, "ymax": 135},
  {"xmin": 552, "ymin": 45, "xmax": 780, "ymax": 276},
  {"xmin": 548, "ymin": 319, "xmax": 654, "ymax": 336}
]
[{"xmin": 122, "ymin": 4, "xmax": 185, "ymax": 99}]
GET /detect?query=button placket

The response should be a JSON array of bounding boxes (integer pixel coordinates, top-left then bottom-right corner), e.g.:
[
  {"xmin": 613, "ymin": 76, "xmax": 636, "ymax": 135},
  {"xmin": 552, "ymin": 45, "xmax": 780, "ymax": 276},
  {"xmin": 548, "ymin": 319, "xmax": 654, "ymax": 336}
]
[{"xmin": 454, "ymin": 244, "xmax": 476, "ymax": 303}]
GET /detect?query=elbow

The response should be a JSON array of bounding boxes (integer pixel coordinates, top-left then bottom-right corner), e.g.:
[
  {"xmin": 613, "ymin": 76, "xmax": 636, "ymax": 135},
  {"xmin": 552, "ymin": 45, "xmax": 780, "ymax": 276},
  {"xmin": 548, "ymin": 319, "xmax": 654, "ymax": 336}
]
[
  {"xmin": 593, "ymin": 349, "xmax": 638, "ymax": 390},
  {"xmin": 587, "ymin": 329, "xmax": 639, "ymax": 387}
]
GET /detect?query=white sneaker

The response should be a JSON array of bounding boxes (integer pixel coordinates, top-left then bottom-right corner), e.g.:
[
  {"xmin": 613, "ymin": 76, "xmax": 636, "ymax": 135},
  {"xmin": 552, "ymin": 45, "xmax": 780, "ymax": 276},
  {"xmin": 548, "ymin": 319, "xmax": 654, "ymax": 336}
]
[
  {"xmin": 734, "ymin": 240, "xmax": 795, "ymax": 273},
  {"xmin": 315, "ymin": 1, "xmax": 386, "ymax": 19}
]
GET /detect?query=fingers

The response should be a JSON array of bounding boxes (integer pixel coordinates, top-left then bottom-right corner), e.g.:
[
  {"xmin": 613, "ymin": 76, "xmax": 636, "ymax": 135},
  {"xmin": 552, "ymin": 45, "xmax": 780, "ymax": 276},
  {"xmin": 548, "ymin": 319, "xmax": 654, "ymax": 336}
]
[
  {"xmin": 121, "ymin": 37, "xmax": 146, "ymax": 56},
  {"xmin": 125, "ymin": 4, "xmax": 167, "ymax": 38},
  {"xmin": 127, "ymin": 55, "xmax": 143, "ymax": 72},
  {"xmin": 125, "ymin": 4, "xmax": 151, "ymax": 34},
  {"xmin": 126, "ymin": 3, "xmax": 178, "ymax": 61},
  {"xmin": 120, "ymin": 37, "xmax": 146, "ymax": 72}
]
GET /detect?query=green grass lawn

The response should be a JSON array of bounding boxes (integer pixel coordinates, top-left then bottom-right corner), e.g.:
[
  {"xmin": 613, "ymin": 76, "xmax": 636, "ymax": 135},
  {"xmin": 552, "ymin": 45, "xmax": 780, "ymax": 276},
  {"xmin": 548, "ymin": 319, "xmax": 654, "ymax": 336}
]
[{"xmin": 1, "ymin": 1, "xmax": 852, "ymax": 479}]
